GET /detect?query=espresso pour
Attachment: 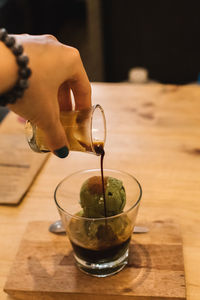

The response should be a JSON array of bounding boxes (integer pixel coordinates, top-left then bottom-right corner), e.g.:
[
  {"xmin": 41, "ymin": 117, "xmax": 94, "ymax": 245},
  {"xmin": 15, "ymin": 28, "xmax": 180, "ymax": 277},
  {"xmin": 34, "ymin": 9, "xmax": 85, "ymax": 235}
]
[{"xmin": 94, "ymin": 143, "xmax": 107, "ymax": 218}]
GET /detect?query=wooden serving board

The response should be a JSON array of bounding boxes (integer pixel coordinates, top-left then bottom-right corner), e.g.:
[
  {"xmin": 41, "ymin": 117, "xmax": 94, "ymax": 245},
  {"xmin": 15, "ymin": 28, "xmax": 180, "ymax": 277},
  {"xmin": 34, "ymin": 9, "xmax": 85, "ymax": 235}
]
[
  {"xmin": 0, "ymin": 112, "xmax": 49, "ymax": 205},
  {"xmin": 4, "ymin": 220, "xmax": 186, "ymax": 300}
]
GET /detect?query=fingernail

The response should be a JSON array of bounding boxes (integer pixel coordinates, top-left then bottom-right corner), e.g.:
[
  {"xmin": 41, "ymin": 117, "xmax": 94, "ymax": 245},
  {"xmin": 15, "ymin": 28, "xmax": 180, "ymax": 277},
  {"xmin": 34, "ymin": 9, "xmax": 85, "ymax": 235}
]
[{"xmin": 54, "ymin": 146, "xmax": 69, "ymax": 158}]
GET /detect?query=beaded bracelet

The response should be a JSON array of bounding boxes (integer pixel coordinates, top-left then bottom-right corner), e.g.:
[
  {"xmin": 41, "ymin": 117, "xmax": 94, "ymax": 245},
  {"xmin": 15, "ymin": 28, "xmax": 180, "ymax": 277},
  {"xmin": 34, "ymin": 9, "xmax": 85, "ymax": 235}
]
[{"xmin": 0, "ymin": 28, "xmax": 31, "ymax": 106}]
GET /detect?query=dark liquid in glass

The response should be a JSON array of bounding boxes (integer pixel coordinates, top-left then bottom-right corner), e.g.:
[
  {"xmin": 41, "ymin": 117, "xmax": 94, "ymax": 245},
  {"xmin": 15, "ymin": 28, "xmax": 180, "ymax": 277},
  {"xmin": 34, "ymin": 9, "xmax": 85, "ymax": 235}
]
[{"xmin": 71, "ymin": 237, "xmax": 130, "ymax": 263}]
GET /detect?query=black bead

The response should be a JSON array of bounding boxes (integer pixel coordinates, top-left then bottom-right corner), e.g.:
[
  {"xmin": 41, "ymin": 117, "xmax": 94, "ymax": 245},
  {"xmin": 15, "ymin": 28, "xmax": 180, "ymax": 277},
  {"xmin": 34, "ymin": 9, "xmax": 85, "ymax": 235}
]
[
  {"xmin": 4, "ymin": 36, "xmax": 15, "ymax": 47},
  {"xmin": 18, "ymin": 79, "xmax": 29, "ymax": 89},
  {"xmin": 0, "ymin": 95, "xmax": 7, "ymax": 106},
  {"xmin": 16, "ymin": 55, "xmax": 29, "ymax": 67},
  {"xmin": 12, "ymin": 44, "xmax": 23, "ymax": 56},
  {"xmin": 6, "ymin": 93, "xmax": 16, "ymax": 104},
  {"xmin": 0, "ymin": 28, "xmax": 7, "ymax": 40},
  {"xmin": 12, "ymin": 84, "xmax": 24, "ymax": 98},
  {"xmin": 13, "ymin": 88, "xmax": 24, "ymax": 98},
  {"xmin": 19, "ymin": 67, "xmax": 32, "ymax": 79}
]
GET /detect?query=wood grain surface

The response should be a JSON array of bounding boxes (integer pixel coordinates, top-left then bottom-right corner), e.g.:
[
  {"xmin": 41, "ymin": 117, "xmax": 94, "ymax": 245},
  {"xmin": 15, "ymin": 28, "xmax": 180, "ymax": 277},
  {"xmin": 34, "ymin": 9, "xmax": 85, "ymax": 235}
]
[
  {"xmin": 1, "ymin": 83, "xmax": 200, "ymax": 299},
  {"xmin": 0, "ymin": 113, "xmax": 49, "ymax": 204},
  {"xmin": 4, "ymin": 220, "xmax": 186, "ymax": 300}
]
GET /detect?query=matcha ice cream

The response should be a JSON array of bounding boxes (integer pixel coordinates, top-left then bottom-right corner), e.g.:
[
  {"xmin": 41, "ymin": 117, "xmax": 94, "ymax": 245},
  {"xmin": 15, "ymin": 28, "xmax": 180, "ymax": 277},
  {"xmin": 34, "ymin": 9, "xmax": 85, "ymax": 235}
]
[
  {"xmin": 68, "ymin": 175, "xmax": 131, "ymax": 251},
  {"xmin": 80, "ymin": 176, "xmax": 126, "ymax": 218}
]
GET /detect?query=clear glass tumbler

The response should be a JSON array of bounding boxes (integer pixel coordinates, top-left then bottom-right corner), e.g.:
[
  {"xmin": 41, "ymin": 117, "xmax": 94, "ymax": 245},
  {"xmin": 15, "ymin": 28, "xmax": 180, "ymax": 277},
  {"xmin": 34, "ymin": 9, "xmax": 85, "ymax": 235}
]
[
  {"xmin": 54, "ymin": 169, "xmax": 142, "ymax": 277},
  {"xmin": 25, "ymin": 104, "xmax": 106, "ymax": 155}
]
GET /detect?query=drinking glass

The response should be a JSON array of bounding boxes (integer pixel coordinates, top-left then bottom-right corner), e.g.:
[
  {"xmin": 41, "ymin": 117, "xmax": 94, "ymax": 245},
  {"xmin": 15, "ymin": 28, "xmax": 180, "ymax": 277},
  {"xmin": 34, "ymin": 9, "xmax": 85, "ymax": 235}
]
[
  {"xmin": 54, "ymin": 169, "xmax": 142, "ymax": 277},
  {"xmin": 25, "ymin": 104, "xmax": 106, "ymax": 155}
]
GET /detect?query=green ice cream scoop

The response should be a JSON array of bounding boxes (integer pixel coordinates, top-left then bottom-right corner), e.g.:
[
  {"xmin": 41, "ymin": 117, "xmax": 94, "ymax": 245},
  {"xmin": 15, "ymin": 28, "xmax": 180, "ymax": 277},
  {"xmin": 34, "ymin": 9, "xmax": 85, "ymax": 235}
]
[{"xmin": 80, "ymin": 176, "xmax": 126, "ymax": 218}]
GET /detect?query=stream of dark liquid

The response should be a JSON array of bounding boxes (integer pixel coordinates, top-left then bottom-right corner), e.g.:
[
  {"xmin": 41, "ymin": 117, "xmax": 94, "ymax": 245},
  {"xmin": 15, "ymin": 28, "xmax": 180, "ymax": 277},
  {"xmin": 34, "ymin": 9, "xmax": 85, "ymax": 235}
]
[
  {"xmin": 94, "ymin": 142, "xmax": 107, "ymax": 218},
  {"xmin": 70, "ymin": 142, "xmax": 131, "ymax": 264}
]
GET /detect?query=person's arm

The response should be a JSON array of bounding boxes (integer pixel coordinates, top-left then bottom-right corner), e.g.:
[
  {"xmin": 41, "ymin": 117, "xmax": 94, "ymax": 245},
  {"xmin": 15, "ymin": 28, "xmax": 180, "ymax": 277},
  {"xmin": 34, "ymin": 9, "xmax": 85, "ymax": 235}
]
[
  {"xmin": 0, "ymin": 41, "xmax": 18, "ymax": 93},
  {"xmin": 0, "ymin": 33, "xmax": 91, "ymax": 158}
]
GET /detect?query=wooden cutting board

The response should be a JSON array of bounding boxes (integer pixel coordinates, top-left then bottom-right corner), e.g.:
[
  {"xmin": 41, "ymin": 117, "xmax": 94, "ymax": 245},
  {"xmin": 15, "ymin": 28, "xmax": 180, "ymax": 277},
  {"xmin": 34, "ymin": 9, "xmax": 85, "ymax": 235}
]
[
  {"xmin": 4, "ymin": 219, "xmax": 186, "ymax": 300},
  {"xmin": 0, "ymin": 112, "xmax": 49, "ymax": 205}
]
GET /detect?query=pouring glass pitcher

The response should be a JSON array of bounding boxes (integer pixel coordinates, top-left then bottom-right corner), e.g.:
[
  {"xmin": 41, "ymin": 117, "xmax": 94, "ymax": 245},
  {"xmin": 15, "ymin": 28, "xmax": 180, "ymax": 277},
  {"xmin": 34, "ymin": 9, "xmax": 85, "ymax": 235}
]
[{"xmin": 25, "ymin": 104, "xmax": 106, "ymax": 155}]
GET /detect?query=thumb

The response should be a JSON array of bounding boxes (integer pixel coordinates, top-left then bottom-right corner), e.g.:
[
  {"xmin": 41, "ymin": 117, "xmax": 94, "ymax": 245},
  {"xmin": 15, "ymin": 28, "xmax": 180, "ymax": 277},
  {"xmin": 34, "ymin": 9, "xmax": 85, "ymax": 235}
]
[{"xmin": 42, "ymin": 119, "xmax": 69, "ymax": 158}]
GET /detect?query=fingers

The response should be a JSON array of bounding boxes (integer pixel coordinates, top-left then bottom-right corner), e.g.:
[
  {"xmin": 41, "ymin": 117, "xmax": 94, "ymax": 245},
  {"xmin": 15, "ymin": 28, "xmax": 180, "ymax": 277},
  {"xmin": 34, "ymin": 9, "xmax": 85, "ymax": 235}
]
[
  {"xmin": 71, "ymin": 72, "xmax": 92, "ymax": 110},
  {"xmin": 57, "ymin": 81, "xmax": 72, "ymax": 111},
  {"xmin": 42, "ymin": 119, "xmax": 69, "ymax": 158},
  {"xmin": 63, "ymin": 47, "xmax": 92, "ymax": 110},
  {"xmin": 35, "ymin": 98, "xmax": 70, "ymax": 158}
]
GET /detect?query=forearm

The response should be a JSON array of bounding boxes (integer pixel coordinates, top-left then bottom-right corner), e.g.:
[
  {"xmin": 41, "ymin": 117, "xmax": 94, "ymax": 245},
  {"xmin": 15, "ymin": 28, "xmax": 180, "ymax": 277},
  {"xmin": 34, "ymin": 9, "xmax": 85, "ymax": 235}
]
[{"xmin": 0, "ymin": 41, "xmax": 18, "ymax": 94}]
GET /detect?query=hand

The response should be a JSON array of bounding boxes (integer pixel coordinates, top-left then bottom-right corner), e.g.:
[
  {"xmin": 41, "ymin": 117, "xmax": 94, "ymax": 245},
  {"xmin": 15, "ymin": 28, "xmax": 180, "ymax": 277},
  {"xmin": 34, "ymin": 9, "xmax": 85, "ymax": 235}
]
[{"xmin": 7, "ymin": 34, "xmax": 91, "ymax": 157}]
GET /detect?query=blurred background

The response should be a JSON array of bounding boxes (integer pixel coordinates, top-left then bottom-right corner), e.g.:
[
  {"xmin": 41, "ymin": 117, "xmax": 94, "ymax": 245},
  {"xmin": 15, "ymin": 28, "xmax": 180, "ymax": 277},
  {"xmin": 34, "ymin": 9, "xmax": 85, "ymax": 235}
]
[{"xmin": 1, "ymin": 0, "xmax": 200, "ymax": 84}]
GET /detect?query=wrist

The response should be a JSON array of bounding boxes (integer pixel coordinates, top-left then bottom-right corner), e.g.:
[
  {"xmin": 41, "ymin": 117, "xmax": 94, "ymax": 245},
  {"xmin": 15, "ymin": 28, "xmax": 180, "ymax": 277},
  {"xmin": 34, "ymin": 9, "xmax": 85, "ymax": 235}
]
[{"xmin": 0, "ymin": 41, "xmax": 18, "ymax": 94}]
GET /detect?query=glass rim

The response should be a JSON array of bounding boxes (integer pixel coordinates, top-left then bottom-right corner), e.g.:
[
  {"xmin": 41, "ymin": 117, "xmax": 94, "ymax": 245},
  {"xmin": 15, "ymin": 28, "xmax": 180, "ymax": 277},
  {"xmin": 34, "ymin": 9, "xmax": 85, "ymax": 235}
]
[{"xmin": 54, "ymin": 168, "xmax": 142, "ymax": 221}]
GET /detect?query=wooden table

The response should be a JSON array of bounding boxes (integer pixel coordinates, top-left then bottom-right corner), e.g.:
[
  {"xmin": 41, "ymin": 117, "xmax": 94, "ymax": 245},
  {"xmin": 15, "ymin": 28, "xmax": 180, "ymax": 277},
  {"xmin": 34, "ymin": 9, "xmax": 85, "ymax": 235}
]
[{"xmin": 1, "ymin": 82, "xmax": 200, "ymax": 299}]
